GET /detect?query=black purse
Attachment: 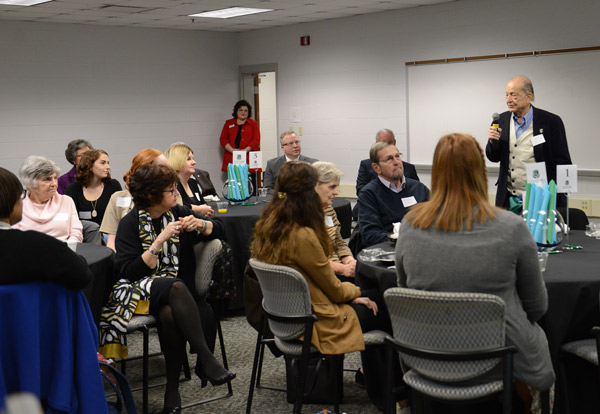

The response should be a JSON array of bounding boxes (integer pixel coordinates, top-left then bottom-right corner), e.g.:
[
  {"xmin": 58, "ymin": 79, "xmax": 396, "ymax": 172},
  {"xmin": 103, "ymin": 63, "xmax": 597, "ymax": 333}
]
[{"xmin": 285, "ymin": 354, "xmax": 343, "ymax": 404}]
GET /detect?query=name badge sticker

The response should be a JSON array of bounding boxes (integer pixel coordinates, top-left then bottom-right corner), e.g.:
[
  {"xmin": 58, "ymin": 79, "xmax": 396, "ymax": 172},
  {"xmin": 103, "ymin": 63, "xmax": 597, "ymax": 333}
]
[
  {"xmin": 116, "ymin": 196, "xmax": 132, "ymax": 208},
  {"xmin": 531, "ymin": 134, "xmax": 546, "ymax": 146},
  {"xmin": 79, "ymin": 211, "xmax": 92, "ymax": 220},
  {"xmin": 401, "ymin": 196, "xmax": 418, "ymax": 208},
  {"xmin": 324, "ymin": 216, "xmax": 334, "ymax": 227},
  {"xmin": 54, "ymin": 213, "xmax": 69, "ymax": 221},
  {"xmin": 229, "ymin": 124, "xmax": 235, "ymax": 128}
]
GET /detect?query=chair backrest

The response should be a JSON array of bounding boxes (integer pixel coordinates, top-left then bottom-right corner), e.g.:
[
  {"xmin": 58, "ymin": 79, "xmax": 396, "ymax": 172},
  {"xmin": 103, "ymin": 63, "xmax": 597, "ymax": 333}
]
[
  {"xmin": 557, "ymin": 207, "xmax": 589, "ymax": 230},
  {"xmin": 384, "ymin": 287, "xmax": 506, "ymax": 382},
  {"xmin": 248, "ymin": 258, "xmax": 313, "ymax": 341},
  {"xmin": 194, "ymin": 239, "xmax": 223, "ymax": 297}
]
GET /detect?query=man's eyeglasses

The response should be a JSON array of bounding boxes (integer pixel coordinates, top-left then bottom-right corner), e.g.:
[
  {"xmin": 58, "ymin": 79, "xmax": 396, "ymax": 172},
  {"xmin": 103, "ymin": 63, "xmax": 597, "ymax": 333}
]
[
  {"xmin": 163, "ymin": 186, "xmax": 179, "ymax": 196},
  {"xmin": 282, "ymin": 140, "xmax": 301, "ymax": 147},
  {"xmin": 378, "ymin": 153, "xmax": 402, "ymax": 164}
]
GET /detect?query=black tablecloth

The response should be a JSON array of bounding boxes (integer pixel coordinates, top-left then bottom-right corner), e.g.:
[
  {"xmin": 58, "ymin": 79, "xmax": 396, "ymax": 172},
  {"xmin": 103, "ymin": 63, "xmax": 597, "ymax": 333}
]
[
  {"xmin": 77, "ymin": 243, "xmax": 116, "ymax": 325},
  {"xmin": 356, "ymin": 231, "xmax": 600, "ymax": 413},
  {"xmin": 211, "ymin": 197, "xmax": 352, "ymax": 310}
]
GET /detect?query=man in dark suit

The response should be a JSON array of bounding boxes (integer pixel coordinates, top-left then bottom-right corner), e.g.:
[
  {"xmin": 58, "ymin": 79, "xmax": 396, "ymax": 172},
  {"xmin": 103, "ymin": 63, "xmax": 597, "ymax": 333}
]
[
  {"xmin": 353, "ymin": 129, "xmax": 419, "ymax": 220},
  {"xmin": 486, "ymin": 76, "xmax": 572, "ymax": 208},
  {"xmin": 263, "ymin": 131, "xmax": 318, "ymax": 190}
]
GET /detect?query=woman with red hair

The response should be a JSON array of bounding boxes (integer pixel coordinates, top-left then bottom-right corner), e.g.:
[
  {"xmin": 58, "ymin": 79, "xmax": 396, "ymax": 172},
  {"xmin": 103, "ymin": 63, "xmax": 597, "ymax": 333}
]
[{"xmin": 100, "ymin": 148, "xmax": 168, "ymax": 251}]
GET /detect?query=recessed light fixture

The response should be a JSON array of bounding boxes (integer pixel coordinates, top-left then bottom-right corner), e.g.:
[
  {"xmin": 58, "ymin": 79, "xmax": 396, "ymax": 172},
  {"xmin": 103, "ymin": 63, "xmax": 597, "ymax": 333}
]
[
  {"xmin": 0, "ymin": 0, "xmax": 52, "ymax": 5},
  {"xmin": 189, "ymin": 7, "xmax": 273, "ymax": 19}
]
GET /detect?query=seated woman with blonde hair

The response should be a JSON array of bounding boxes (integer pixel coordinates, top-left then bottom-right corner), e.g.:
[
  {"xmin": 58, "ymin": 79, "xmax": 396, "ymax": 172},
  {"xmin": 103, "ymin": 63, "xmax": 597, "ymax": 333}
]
[
  {"xmin": 13, "ymin": 155, "xmax": 82, "ymax": 242},
  {"xmin": 312, "ymin": 161, "xmax": 356, "ymax": 281},
  {"xmin": 165, "ymin": 143, "xmax": 214, "ymax": 218},
  {"xmin": 395, "ymin": 133, "xmax": 554, "ymax": 414}
]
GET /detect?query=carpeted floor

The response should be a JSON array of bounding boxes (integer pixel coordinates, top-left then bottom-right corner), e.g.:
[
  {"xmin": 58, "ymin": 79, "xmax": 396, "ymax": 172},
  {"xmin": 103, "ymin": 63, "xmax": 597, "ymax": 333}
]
[{"xmin": 118, "ymin": 314, "xmax": 381, "ymax": 414}]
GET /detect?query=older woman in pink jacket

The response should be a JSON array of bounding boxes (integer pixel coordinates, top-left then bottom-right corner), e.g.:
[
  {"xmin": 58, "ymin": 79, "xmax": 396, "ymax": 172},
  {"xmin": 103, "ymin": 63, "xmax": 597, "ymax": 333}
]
[{"xmin": 13, "ymin": 155, "xmax": 82, "ymax": 242}]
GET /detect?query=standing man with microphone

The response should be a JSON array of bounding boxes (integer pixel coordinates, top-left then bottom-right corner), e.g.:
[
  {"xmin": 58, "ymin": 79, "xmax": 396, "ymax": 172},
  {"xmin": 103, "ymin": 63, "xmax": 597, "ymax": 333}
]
[{"xmin": 486, "ymin": 75, "xmax": 572, "ymax": 208}]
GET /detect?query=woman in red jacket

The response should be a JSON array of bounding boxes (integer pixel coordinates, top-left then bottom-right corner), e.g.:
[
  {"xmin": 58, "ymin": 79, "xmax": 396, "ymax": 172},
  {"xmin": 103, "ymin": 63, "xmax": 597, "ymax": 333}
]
[{"xmin": 219, "ymin": 100, "xmax": 261, "ymax": 172}]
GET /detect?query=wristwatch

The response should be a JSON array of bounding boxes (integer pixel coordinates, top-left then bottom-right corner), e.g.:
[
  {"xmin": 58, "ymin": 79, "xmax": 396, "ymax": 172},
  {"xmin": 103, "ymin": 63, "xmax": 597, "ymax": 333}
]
[{"xmin": 148, "ymin": 245, "xmax": 160, "ymax": 256}]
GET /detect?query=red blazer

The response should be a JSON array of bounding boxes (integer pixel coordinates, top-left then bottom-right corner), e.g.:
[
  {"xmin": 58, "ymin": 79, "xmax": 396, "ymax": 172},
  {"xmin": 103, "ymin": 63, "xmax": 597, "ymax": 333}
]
[{"xmin": 219, "ymin": 118, "xmax": 261, "ymax": 171}]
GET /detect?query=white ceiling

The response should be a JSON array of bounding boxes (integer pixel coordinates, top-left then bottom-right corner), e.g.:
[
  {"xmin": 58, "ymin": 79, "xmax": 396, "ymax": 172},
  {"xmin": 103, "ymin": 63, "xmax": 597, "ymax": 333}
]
[{"xmin": 0, "ymin": 0, "xmax": 459, "ymax": 32}]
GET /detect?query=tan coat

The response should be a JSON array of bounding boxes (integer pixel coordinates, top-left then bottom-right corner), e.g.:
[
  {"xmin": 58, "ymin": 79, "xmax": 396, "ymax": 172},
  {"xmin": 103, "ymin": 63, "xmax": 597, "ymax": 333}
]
[{"xmin": 279, "ymin": 227, "xmax": 364, "ymax": 355}]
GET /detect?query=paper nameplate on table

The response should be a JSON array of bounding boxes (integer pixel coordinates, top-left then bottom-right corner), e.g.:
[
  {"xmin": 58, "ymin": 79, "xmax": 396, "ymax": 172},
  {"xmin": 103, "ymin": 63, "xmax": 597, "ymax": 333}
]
[
  {"xmin": 556, "ymin": 165, "xmax": 577, "ymax": 194},
  {"xmin": 249, "ymin": 151, "xmax": 262, "ymax": 169},
  {"xmin": 526, "ymin": 162, "xmax": 548, "ymax": 187},
  {"xmin": 232, "ymin": 151, "xmax": 246, "ymax": 166}
]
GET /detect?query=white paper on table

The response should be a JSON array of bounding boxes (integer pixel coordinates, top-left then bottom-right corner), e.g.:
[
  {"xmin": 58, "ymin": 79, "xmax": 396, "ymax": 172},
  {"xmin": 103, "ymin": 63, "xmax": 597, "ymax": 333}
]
[
  {"xmin": 526, "ymin": 162, "xmax": 548, "ymax": 187},
  {"xmin": 556, "ymin": 164, "xmax": 578, "ymax": 193},
  {"xmin": 249, "ymin": 151, "xmax": 262, "ymax": 169},
  {"xmin": 232, "ymin": 151, "xmax": 246, "ymax": 165}
]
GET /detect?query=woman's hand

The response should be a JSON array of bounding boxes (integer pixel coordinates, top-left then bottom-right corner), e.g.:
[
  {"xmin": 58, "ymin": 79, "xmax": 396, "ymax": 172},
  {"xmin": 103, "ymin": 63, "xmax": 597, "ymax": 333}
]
[
  {"xmin": 156, "ymin": 221, "xmax": 182, "ymax": 244},
  {"xmin": 340, "ymin": 259, "xmax": 356, "ymax": 277},
  {"xmin": 351, "ymin": 297, "xmax": 378, "ymax": 316},
  {"xmin": 194, "ymin": 204, "xmax": 214, "ymax": 218}
]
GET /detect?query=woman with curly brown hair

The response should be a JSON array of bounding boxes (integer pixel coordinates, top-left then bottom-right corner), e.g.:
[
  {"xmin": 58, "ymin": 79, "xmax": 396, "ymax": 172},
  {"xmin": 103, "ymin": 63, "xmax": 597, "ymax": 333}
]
[
  {"xmin": 100, "ymin": 163, "xmax": 235, "ymax": 414},
  {"xmin": 66, "ymin": 149, "xmax": 121, "ymax": 225}
]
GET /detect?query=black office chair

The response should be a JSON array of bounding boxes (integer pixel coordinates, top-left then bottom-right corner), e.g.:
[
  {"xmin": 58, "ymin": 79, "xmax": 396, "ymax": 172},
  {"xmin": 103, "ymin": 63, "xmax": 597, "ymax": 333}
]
[
  {"xmin": 558, "ymin": 291, "xmax": 600, "ymax": 414},
  {"xmin": 557, "ymin": 207, "xmax": 589, "ymax": 230}
]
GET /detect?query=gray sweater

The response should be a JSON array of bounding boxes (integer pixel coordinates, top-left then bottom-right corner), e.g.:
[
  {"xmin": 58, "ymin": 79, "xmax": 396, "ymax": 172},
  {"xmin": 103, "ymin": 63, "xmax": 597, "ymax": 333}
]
[{"xmin": 395, "ymin": 209, "xmax": 555, "ymax": 390}]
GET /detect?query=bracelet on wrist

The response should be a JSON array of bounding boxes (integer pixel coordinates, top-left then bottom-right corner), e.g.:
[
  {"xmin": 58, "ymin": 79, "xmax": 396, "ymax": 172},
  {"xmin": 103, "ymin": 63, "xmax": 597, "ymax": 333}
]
[
  {"xmin": 197, "ymin": 219, "xmax": 207, "ymax": 234},
  {"xmin": 148, "ymin": 245, "xmax": 160, "ymax": 256}
]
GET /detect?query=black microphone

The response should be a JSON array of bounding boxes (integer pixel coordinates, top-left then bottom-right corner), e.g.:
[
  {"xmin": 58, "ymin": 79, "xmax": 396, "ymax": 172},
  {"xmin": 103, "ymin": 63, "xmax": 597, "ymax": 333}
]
[{"xmin": 492, "ymin": 112, "xmax": 499, "ymax": 129}]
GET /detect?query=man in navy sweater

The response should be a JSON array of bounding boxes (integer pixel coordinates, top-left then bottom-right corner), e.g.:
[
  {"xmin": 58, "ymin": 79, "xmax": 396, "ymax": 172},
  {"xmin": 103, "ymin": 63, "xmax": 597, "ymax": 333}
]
[
  {"xmin": 358, "ymin": 141, "xmax": 429, "ymax": 247},
  {"xmin": 353, "ymin": 129, "xmax": 419, "ymax": 221}
]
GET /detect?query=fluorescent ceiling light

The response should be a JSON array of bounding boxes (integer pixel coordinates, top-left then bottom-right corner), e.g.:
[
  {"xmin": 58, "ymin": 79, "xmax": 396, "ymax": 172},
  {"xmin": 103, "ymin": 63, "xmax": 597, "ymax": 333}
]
[
  {"xmin": 0, "ymin": 0, "xmax": 52, "ymax": 5},
  {"xmin": 189, "ymin": 7, "xmax": 273, "ymax": 19}
]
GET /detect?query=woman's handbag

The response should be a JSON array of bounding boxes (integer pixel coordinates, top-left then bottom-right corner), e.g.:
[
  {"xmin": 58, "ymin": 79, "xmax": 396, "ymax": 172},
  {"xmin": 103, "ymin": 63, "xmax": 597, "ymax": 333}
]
[
  {"xmin": 99, "ymin": 360, "xmax": 137, "ymax": 414},
  {"xmin": 285, "ymin": 355, "xmax": 343, "ymax": 404}
]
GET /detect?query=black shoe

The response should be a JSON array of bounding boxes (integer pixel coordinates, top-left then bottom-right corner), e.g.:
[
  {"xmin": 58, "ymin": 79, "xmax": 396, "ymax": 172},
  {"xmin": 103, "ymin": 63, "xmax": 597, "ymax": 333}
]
[
  {"xmin": 163, "ymin": 407, "xmax": 181, "ymax": 414},
  {"xmin": 195, "ymin": 364, "xmax": 236, "ymax": 387},
  {"xmin": 355, "ymin": 368, "xmax": 365, "ymax": 388}
]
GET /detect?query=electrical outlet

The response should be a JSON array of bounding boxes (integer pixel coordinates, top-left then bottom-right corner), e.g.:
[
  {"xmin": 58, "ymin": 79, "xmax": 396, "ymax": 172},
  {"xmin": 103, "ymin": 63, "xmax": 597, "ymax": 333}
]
[{"xmin": 580, "ymin": 199, "xmax": 591, "ymax": 214}]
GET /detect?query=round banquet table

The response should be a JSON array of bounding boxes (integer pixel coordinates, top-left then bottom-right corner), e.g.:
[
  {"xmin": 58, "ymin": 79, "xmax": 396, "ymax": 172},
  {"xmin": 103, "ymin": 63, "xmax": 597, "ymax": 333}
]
[
  {"xmin": 356, "ymin": 231, "xmax": 600, "ymax": 414},
  {"xmin": 76, "ymin": 243, "xmax": 116, "ymax": 326},
  {"xmin": 210, "ymin": 196, "xmax": 352, "ymax": 310}
]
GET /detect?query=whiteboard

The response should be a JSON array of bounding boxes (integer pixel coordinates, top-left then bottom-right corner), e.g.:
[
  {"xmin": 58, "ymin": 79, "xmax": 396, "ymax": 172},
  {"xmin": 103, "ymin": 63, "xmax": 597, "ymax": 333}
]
[{"xmin": 407, "ymin": 51, "xmax": 600, "ymax": 170}]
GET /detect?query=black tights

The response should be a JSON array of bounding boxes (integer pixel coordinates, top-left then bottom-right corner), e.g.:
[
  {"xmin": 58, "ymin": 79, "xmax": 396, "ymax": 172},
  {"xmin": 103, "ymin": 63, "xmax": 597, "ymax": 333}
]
[{"xmin": 156, "ymin": 282, "xmax": 226, "ymax": 408}]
